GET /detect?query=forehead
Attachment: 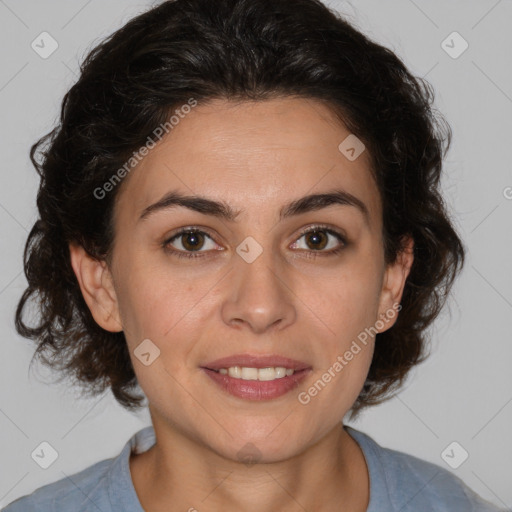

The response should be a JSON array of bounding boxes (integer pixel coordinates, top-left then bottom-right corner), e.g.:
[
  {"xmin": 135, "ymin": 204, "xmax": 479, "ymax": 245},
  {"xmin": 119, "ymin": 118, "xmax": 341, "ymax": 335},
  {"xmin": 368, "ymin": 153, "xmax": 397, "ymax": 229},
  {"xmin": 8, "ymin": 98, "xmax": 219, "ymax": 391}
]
[{"xmin": 114, "ymin": 97, "xmax": 381, "ymax": 229}]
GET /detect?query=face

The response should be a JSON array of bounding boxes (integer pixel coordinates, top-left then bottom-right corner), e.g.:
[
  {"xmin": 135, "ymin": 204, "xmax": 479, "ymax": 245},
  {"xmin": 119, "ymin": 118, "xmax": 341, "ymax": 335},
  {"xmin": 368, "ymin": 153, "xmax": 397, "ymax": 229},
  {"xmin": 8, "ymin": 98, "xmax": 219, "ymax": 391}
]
[{"xmin": 71, "ymin": 97, "xmax": 412, "ymax": 463}]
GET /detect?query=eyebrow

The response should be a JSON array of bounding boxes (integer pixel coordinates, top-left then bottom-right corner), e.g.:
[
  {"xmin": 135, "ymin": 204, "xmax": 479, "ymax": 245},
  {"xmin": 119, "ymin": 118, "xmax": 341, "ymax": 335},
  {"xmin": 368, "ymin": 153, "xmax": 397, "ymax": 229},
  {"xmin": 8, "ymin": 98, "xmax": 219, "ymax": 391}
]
[{"xmin": 138, "ymin": 188, "xmax": 370, "ymax": 225}]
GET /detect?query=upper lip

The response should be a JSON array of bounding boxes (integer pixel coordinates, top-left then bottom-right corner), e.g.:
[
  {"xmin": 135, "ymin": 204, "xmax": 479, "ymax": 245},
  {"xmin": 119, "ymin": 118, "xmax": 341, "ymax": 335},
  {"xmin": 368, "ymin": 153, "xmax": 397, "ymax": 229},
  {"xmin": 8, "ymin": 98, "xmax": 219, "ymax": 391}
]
[{"xmin": 202, "ymin": 354, "xmax": 312, "ymax": 371}]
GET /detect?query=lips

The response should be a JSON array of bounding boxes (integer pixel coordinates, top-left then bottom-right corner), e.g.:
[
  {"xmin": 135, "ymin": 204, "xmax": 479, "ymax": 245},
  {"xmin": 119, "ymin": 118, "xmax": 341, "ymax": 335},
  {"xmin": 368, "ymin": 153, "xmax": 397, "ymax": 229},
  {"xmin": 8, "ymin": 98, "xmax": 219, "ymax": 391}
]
[
  {"xmin": 202, "ymin": 367, "xmax": 311, "ymax": 400},
  {"xmin": 202, "ymin": 353, "xmax": 312, "ymax": 371}
]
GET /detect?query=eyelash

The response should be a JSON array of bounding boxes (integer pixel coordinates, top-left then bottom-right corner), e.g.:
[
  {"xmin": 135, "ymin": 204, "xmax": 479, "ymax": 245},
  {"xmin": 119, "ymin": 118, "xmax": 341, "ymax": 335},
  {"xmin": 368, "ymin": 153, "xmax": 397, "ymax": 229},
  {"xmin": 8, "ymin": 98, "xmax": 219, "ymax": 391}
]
[{"xmin": 162, "ymin": 224, "xmax": 348, "ymax": 260}]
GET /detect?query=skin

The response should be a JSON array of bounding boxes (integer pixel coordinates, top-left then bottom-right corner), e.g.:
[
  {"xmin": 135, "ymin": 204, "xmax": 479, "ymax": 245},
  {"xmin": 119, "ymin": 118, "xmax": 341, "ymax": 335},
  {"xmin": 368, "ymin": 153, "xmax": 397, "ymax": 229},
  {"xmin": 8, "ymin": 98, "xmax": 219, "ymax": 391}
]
[{"xmin": 69, "ymin": 97, "xmax": 414, "ymax": 512}]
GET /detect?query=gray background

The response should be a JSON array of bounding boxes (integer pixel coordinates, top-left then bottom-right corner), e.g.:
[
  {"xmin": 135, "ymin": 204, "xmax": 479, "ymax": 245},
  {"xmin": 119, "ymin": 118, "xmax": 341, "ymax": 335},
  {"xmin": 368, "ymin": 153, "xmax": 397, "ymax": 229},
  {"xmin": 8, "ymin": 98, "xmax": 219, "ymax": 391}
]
[{"xmin": 0, "ymin": 0, "xmax": 511, "ymax": 509}]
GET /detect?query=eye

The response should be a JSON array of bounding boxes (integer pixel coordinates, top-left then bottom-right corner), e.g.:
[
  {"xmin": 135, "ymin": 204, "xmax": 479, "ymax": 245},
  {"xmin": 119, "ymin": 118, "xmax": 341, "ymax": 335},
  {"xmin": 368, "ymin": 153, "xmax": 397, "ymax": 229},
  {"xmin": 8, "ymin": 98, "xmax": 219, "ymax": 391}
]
[
  {"xmin": 290, "ymin": 225, "xmax": 347, "ymax": 256},
  {"xmin": 163, "ymin": 228, "xmax": 220, "ymax": 259},
  {"xmin": 163, "ymin": 224, "xmax": 347, "ymax": 260}
]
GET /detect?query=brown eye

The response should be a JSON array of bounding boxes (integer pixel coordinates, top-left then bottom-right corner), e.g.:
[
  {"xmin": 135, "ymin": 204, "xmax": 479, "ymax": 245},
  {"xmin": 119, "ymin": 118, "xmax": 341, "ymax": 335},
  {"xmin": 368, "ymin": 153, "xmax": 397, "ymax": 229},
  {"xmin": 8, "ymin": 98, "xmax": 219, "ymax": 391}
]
[
  {"xmin": 180, "ymin": 231, "xmax": 206, "ymax": 251},
  {"xmin": 290, "ymin": 226, "xmax": 347, "ymax": 257},
  {"xmin": 304, "ymin": 230, "xmax": 328, "ymax": 250},
  {"xmin": 164, "ymin": 229, "xmax": 219, "ymax": 258}
]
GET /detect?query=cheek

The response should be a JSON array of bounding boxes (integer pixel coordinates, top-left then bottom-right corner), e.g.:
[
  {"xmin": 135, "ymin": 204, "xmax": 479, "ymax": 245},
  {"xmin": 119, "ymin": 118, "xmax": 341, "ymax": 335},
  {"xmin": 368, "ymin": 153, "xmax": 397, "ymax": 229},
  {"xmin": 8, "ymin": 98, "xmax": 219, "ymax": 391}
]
[
  {"xmin": 305, "ymin": 264, "xmax": 383, "ymax": 343},
  {"xmin": 114, "ymin": 252, "xmax": 216, "ymax": 346},
  {"xmin": 299, "ymin": 256, "xmax": 382, "ymax": 401},
  {"xmin": 297, "ymin": 334, "xmax": 375, "ymax": 423},
  {"xmin": 300, "ymin": 284, "xmax": 377, "ymax": 415}
]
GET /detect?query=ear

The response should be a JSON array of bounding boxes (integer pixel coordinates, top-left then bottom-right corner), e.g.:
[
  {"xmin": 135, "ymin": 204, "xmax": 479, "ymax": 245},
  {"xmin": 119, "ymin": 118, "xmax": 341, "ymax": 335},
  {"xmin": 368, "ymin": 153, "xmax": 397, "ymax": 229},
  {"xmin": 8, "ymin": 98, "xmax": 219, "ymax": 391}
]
[
  {"xmin": 375, "ymin": 235, "xmax": 414, "ymax": 333},
  {"xmin": 68, "ymin": 242, "xmax": 123, "ymax": 332}
]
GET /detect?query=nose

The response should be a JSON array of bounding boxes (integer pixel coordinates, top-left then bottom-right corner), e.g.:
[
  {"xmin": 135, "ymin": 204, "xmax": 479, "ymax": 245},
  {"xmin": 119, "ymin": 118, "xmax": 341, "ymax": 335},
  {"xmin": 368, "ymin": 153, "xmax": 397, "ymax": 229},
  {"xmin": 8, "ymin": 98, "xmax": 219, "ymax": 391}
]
[{"xmin": 220, "ymin": 244, "xmax": 297, "ymax": 334}]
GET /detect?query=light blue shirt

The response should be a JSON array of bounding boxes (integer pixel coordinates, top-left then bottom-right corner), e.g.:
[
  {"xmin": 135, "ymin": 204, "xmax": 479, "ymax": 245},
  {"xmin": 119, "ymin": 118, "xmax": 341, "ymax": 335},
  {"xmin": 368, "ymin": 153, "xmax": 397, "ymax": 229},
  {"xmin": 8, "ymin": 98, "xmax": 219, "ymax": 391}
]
[{"xmin": 2, "ymin": 425, "xmax": 506, "ymax": 511}]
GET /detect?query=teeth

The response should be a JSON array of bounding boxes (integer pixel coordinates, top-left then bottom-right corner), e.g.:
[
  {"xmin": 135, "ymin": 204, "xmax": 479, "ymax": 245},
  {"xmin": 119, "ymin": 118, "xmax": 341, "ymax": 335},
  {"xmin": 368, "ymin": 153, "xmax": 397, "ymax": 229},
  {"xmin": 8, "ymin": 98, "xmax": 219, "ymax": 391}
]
[{"xmin": 218, "ymin": 366, "xmax": 295, "ymax": 380}]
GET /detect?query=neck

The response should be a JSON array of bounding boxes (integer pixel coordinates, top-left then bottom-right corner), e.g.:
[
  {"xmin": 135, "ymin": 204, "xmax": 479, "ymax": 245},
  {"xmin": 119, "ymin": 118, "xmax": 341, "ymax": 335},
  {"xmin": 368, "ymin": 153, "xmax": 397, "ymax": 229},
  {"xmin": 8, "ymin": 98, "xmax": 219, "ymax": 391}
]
[{"xmin": 130, "ymin": 420, "xmax": 369, "ymax": 512}]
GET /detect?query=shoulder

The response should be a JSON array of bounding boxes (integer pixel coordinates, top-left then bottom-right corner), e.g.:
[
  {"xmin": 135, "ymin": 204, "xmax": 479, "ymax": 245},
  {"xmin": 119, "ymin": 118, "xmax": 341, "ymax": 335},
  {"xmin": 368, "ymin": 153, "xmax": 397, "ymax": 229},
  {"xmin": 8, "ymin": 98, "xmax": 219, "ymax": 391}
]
[
  {"xmin": 346, "ymin": 427, "xmax": 505, "ymax": 512},
  {"xmin": 1, "ymin": 458, "xmax": 114, "ymax": 512},
  {"xmin": 2, "ymin": 425, "xmax": 155, "ymax": 512}
]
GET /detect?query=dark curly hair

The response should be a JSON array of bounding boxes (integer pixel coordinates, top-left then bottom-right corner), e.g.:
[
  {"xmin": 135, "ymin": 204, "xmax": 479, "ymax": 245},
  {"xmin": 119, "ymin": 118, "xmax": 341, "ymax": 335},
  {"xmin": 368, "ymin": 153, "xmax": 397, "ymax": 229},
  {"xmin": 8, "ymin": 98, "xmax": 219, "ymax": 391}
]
[{"xmin": 15, "ymin": 0, "xmax": 465, "ymax": 418}]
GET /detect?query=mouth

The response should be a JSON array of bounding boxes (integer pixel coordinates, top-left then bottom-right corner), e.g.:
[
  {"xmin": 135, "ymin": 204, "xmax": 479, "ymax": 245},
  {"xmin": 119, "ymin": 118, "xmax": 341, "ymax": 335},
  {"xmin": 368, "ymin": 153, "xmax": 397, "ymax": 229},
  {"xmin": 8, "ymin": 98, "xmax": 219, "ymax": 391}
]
[
  {"xmin": 200, "ymin": 353, "xmax": 312, "ymax": 400},
  {"xmin": 202, "ymin": 353, "xmax": 311, "ymax": 375}
]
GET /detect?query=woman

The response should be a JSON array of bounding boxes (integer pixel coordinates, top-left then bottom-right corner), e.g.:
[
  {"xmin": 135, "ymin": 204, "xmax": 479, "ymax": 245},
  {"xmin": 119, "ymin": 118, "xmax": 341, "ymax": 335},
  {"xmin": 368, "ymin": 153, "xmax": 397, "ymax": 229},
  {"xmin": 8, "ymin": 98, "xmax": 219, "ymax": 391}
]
[{"xmin": 4, "ymin": 0, "xmax": 504, "ymax": 510}]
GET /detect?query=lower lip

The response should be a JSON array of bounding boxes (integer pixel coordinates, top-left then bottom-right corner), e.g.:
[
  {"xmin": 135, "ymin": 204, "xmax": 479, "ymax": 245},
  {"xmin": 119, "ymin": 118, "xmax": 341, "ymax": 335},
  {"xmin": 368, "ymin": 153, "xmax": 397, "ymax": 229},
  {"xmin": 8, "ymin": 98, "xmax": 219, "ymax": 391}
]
[{"xmin": 201, "ymin": 368, "xmax": 311, "ymax": 400}]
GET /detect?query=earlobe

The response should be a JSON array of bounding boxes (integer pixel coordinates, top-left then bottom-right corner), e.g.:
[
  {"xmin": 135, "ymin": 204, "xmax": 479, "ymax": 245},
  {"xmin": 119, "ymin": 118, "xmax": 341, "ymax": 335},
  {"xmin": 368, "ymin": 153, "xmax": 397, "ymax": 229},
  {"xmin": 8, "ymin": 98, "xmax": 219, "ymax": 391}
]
[
  {"xmin": 376, "ymin": 236, "xmax": 414, "ymax": 333},
  {"xmin": 68, "ymin": 242, "xmax": 123, "ymax": 332}
]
